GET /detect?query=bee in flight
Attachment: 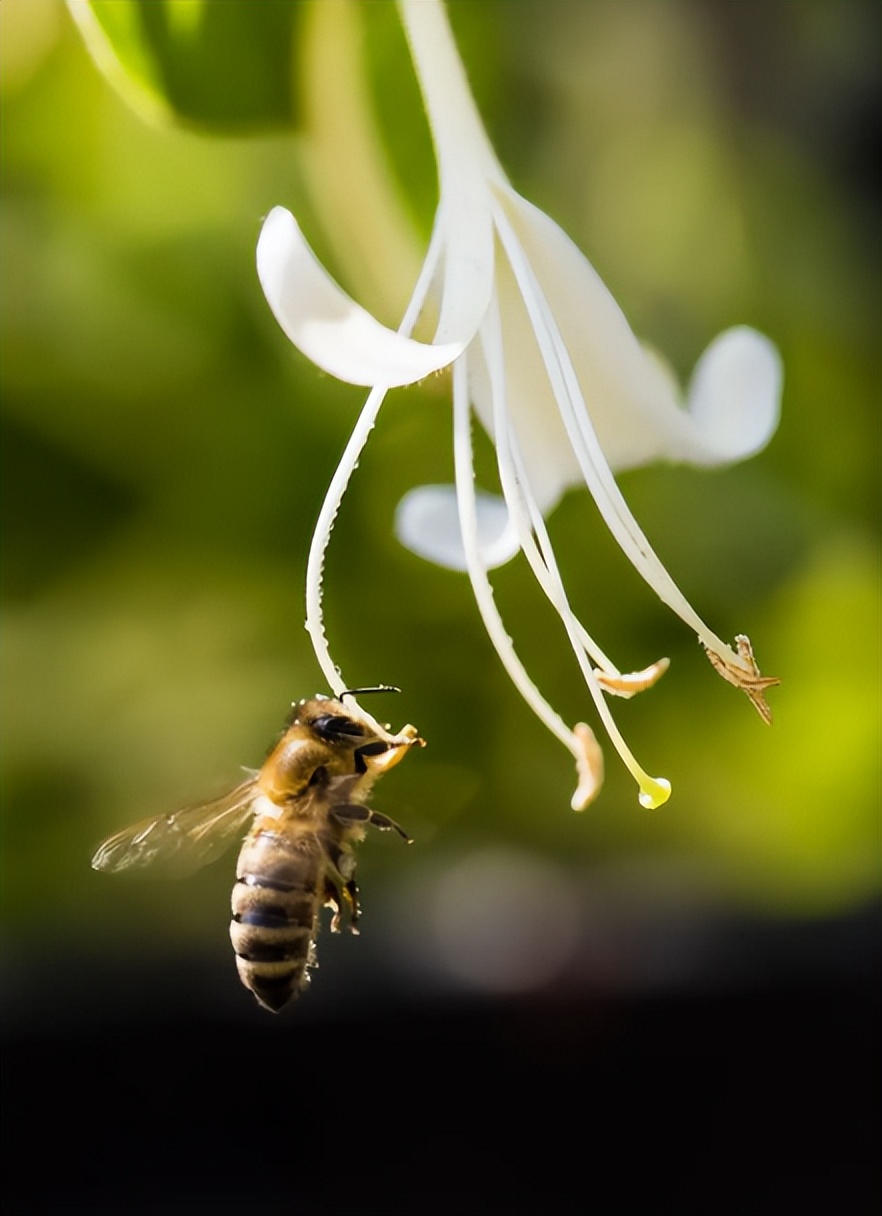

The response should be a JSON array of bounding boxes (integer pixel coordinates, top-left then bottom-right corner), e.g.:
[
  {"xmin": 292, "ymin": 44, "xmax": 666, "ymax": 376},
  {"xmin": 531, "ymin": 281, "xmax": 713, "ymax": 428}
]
[{"xmin": 92, "ymin": 690, "xmax": 423, "ymax": 1011}]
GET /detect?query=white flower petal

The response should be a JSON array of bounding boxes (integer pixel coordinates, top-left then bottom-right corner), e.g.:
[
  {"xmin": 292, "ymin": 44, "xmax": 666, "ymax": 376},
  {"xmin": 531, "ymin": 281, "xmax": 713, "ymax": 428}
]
[
  {"xmin": 495, "ymin": 188, "xmax": 781, "ymax": 477},
  {"xmin": 683, "ymin": 326, "xmax": 782, "ymax": 464},
  {"xmin": 468, "ymin": 259, "xmax": 579, "ymax": 513},
  {"xmin": 394, "ymin": 484, "xmax": 520, "ymax": 571},
  {"xmin": 257, "ymin": 206, "xmax": 464, "ymax": 387},
  {"xmin": 496, "ymin": 189, "xmax": 687, "ymax": 472},
  {"xmin": 432, "ymin": 193, "xmax": 498, "ymax": 347}
]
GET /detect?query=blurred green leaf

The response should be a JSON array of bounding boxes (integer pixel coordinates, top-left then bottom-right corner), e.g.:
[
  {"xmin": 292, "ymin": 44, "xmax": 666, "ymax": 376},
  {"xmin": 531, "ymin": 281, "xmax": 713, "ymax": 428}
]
[{"xmin": 67, "ymin": 0, "xmax": 304, "ymax": 130}]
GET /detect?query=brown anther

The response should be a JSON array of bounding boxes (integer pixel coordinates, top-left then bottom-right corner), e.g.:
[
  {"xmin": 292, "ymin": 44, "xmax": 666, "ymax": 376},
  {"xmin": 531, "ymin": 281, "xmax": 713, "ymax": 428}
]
[
  {"xmin": 594, "ymin": 657, "xmax": 671, "ymax": 699},
  {"xmin": 570, "ymin": 722, "xmax": 605, "ymax": 811},
  {"xmin": 703, "ymin": 634, "xmax": 780, "ymax": 724}
]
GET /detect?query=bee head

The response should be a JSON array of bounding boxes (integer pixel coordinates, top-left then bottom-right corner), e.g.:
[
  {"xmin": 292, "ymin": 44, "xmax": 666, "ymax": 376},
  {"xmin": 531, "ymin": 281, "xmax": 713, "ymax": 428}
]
[
  {"xmin": 282, "ymin": 689, "xmax": 423, "ymax": 759},
  {"xmin": 284, "ymin": 697, "xmax": 372, "ymax": 748}
]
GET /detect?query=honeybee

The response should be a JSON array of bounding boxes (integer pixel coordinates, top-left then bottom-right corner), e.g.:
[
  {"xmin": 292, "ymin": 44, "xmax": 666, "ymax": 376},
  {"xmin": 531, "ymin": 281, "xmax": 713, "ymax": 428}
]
[{"xmin": 92, "ymin": 691, "xmax": 423, "ymax": 1011}]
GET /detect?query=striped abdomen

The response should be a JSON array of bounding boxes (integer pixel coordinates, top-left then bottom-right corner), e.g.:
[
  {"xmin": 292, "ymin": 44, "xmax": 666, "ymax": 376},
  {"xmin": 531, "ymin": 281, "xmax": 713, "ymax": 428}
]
[{"xmin": 229, "ymin": 828, "xmax": 323, "ymax": 1012}]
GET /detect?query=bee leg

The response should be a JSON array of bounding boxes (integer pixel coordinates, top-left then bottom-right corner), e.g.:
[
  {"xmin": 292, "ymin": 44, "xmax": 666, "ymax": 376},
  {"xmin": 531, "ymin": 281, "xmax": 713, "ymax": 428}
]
[
  {"xmin": 324, "ymin": 868, "xmax": 347, "ymax": 933},
  {"xmin": 332, "ymin": 803, "xmax": 412, "ymax": 842},
  {"xmin": 331, "ymin": 802, "xmax": 370, "ymax": 827},
  {"xmin": 344, "ymin": 879, "xmax": 361, "ymax": 932},
  {"xmin": 326, "ymin": 882, "xmax": 344, "ymax": 933},
  {"xmin": 366, "ymin": 810, "xmax": 412, "ymax": 842},
  {"xmin": 324, "ymin": 874, "xmax": 361, "ymax": 935}
]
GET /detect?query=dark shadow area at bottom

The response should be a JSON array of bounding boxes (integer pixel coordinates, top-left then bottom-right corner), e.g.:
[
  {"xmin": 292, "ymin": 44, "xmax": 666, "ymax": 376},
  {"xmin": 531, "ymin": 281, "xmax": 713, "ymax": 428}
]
[{"xmin": 2, "ymin": 967, "xmax": 879, "ymax": 1216}]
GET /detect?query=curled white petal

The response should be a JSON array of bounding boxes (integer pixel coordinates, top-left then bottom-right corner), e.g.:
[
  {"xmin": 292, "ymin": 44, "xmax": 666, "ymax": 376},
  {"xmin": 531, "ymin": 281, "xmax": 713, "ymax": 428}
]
[
  {"xmin": 683, "ymin": 326, "xmax": 782, "ymax": 464},
  {"xmin": 495, "ymin": 189, "xmax": 688, "ymax": 476},
  {"xmin": 394, "ymin": 484, "xmax": 520, "ymax": 571},
  {"xmin": 257, "ymin": 206, "xmax": 464, "ymax": 387},
  {"xmin": 493, "ymin": 188, "xmax": 781, "ymax": 480},
  {"xmin": 434, "ymin": 195, "xmax": 498, "ymax": 347},
  {"xmin": 466, "ymin": 297, "xmax": 571, "ymax": 516}
]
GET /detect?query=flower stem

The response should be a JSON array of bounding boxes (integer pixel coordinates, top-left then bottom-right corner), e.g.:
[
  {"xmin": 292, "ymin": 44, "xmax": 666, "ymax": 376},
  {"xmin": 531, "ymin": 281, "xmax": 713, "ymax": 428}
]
[{"xmin": 397, "ymin": 0, "xmax": 504, "ymax": 190}]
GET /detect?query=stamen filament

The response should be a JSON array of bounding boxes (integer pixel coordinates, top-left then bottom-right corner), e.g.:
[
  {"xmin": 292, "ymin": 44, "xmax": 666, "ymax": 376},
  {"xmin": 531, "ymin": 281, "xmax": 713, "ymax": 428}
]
[
  {"xmin": 305, "ymin": 215, "xmax": 449, "ymax": 694},
  {"xmin": 490, "ymin": 377, "xmax": 619, "ymax": 674},
  {"xmin": 491, "ymin": 196, "xmax": 749, "ymax": 675},
  {"xmin": 476, "ymin": 307, "xmax": 616, "ymax": 674},
  {"xmin": 451, "ymin": 355, "xmax": 579, "ymax": 762},
  {"xmin": 305, "ymin": 382, "xmax": 389, "ymax": 696},
  {"xmin": 479, "ymin": 297, "xmax": 670, "ymax": 808}
]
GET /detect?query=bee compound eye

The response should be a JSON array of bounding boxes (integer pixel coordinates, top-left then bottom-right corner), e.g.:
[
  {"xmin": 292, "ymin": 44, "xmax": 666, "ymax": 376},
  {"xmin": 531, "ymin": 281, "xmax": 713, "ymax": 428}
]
[{"xmin": 311, "ymin": 714, "xmax": 367, "ymax": 744}]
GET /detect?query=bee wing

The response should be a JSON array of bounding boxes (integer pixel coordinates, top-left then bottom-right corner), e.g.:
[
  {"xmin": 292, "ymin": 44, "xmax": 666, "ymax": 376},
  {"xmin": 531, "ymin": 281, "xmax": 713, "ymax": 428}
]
[{"xmin": 91, "ymin": 778, "xmax": 259, "ymax": 875}]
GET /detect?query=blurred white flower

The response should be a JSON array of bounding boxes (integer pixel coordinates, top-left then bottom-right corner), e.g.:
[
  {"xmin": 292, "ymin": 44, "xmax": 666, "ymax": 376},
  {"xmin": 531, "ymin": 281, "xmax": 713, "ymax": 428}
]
[{"xmin": 257, "ymin": 0, "xmax": 781, "ymax": 809}]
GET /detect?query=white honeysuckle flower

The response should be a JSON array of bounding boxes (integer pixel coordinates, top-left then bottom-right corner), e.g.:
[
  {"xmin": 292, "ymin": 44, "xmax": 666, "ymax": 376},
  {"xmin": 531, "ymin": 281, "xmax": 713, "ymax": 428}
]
[{"xmin": 256, "ymin": 0, "xmax": 782, "ymax": 810}]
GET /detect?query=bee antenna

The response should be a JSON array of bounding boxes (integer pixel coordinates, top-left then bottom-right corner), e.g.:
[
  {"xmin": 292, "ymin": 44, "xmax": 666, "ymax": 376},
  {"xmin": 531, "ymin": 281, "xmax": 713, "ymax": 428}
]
[{"xmin": 340, "ymin": 685, "xmax": 401, "ymax": 700}]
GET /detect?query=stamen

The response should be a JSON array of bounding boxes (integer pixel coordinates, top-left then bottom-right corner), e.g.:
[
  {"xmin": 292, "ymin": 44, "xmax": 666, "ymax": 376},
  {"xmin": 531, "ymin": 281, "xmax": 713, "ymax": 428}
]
[
  {"xmin": 451, "ymin": 354, "xmax": 579, "ymax": 762},
  {"xmin": 305, "ymin": 218, "xmax": 449, "ymax": 696},
  {"xmin": 703, "ymin": 634, "xmax": 780, "ymax": 724},
  {"xmin": 594, "ymin": 658, "xmax": 670, "ymax": 699},
  {"xmin": 479, "ymin": 296, "xmax": 670, "ymax": 809},
  {"xmin": 476, "ymin": 304, "xmax": 617, "ymax": 674},
  {"xmin": 571, "ymin": 723, "xmax": 604, "ymax": 810},
  {"xmin": 490, "ymin": 196, "xmax": 749, "ymax": 676},
  {"xmin": 305, "ymin": 383, "xmax": 389, "ymax": 695}
]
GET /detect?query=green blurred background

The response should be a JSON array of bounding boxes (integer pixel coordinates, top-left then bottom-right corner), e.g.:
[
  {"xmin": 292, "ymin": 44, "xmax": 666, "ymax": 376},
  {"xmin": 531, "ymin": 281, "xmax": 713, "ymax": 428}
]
[
  {"xmin": 2, "ymin": 4, "xmax": 879, "ymax": 1214},
  {"xmin": 1, "ymin": 0, "xmax": 879, "ymax": 1010}
]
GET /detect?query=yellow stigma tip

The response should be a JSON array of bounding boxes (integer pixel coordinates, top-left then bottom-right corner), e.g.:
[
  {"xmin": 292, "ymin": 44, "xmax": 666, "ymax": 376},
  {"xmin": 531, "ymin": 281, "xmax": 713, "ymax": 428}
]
[{"xmin": 637, "ymin": 777, "xmax": 672, "ymax": 810}]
